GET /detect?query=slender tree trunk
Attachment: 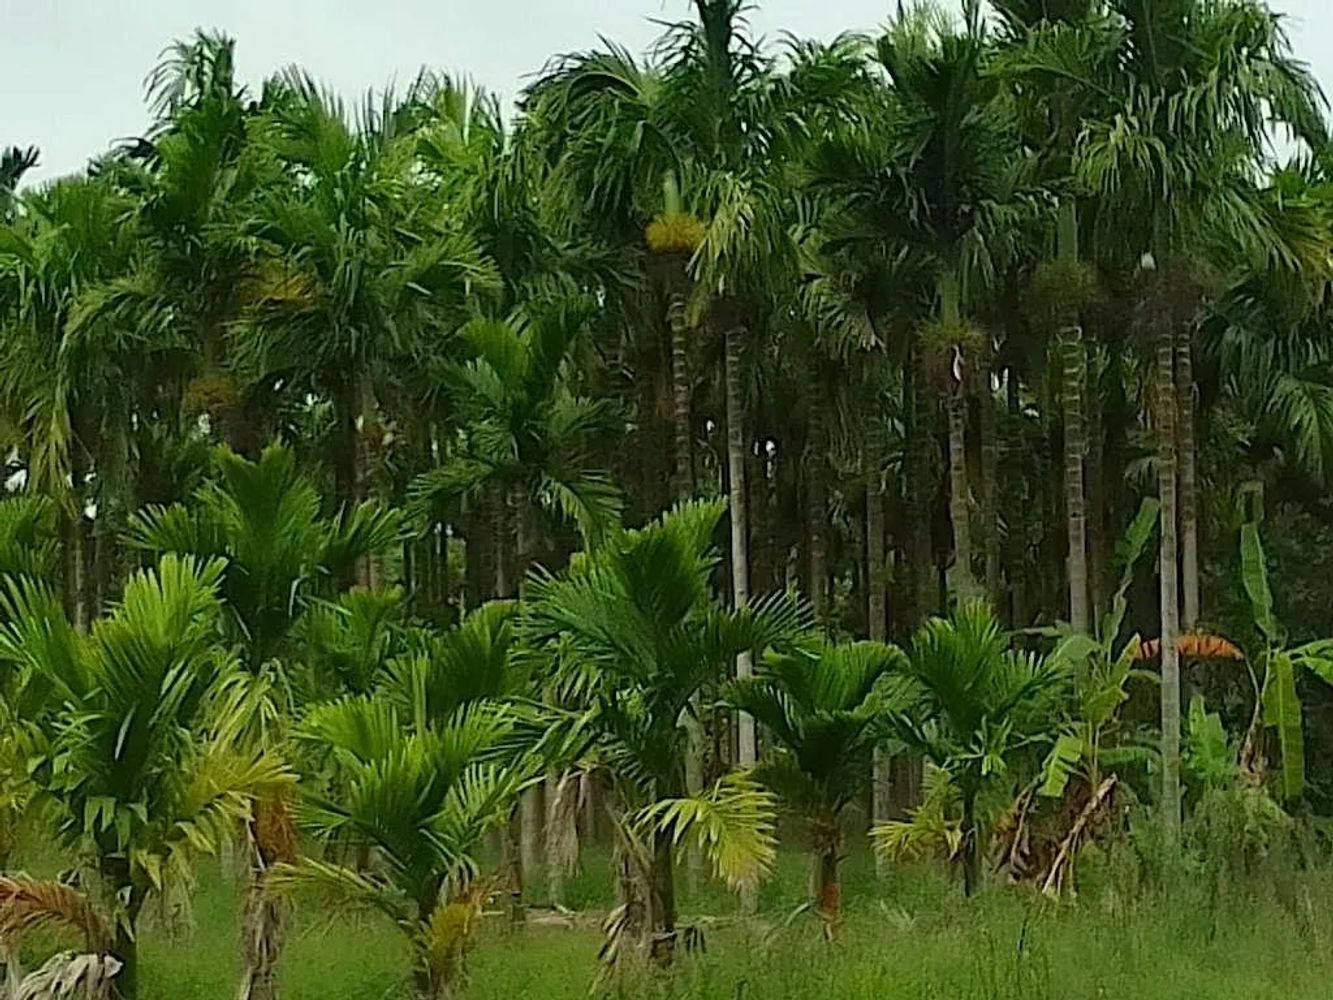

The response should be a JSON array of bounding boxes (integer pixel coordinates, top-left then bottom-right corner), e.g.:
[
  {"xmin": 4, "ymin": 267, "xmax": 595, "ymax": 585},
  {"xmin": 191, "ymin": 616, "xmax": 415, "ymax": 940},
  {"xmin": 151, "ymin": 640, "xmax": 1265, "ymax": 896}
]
[
  {"xmin": 648, "ymin": 829, "xmax": 677, "ymax": 966},
  {"xmin": 237, "ymin": 871, "xmax": 284, "ymax": 1000},
  {"xmin": 946, "ymin": 388, "xmax": 977, "ymax": 601},
  {"xmin": 961, "ymin": 790, "xmax": 980, "ymax": 898},
  {"xmin": 1004, "ymin": 370, "xmax": 1028, "ymax": 627},
  {"xmin": 806, "ymin": 396, "xmax": 829, "ymax": 621},
  {"xmin": 1156, "ymin": 322, "xmax": 1182, "ymax": 839},
  {"xmin": 670, "ymin": 295, "xmax": 695, "ymax": 500},
  {"xmin": 1061, "ymin": 326, "xmax": 1090, "ymax": 632},
  {"xmin": 724, "ymin": 328, "xmax": 755, "ymax": 765},
  {"xmin": 521, "ymin": 783, "xmax": 543, "ymax": 905},
  {"xmin": 1176, "ymin": 323, "xmax": 1199, "ymax": 630},
  {"xmin": 1086, "ymin": 349, "xmax": 1108, "ymax": 626},
  {"xmin": 978, "ymin": 348, "xmax": 1001, "ymax": 608},
  {"xmin": 812, "ymin": 823, "xmax": 843, "ymax": 929},
  {"xmin": 332, "ymin": 378, "xmax": 360, "ymax": 512},
  {"xmin": 867, "ymin": 486, "xmax": 892, "ymax": 864},
  {"xmin": 904, "ymin": 352, "xmax": 934, "ymax": 626}
]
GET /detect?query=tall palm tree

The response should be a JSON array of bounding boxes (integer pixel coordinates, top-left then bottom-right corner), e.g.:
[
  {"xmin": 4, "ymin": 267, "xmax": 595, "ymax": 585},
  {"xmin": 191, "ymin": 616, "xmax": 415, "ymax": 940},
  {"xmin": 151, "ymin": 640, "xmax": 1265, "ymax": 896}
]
[
  {"xmin": 1058, "ymin": 0, "xmax": 1325, "ymax": 835},
  {"xmin": 409, "ymin": 297, "xmax": 623, "ymax": 596},
  {"xmin": 232, "ymin": 71, "xmax": 499, "ymax": 514}
]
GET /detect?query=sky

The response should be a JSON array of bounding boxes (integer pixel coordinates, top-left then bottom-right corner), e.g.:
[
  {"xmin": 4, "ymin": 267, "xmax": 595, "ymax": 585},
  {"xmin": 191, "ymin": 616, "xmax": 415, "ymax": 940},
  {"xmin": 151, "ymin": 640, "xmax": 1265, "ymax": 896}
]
[{"xmin": 5, "ymin": 0, "xmax": 1333, "ymax": 183}]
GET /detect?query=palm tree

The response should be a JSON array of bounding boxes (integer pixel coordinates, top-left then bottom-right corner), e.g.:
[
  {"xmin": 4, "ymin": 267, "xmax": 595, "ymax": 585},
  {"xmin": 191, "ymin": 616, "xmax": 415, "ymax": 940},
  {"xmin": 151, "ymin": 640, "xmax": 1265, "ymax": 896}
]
[
  {"xmin": 0, "ymin": 554, "xmax": 290, "ymax": 998},
  {"xmin": 0, "ymin": 145, "xmax": 39, "ymax": 222},
  {"xmin": 1063, "ymin": 0, "xmax": 1324, "ymax": 835},
  {"xmin": 278, "ymin": 698, "xmax": 531, "ymax": 1000},
  {"xmin": 129, "ymin": 443, "xmax": 401, "ymax": 999},
  {"xmin": 726, "ymin": 639, "xmax": 905, "ymax": 926},
  {"xmin": 881, "ymin": 601, "xmax": 1065, "ymax": 895},
  {"xmin": 232, "ymin": 70, "xmax": 499, "ymax": 515},
  {"xmin": 410, "ymin": 297, "xmax": 623, "ymax": 597},
  {"xmin": 522, "ymin": 499, "xmax": 805, "ymax": 961}
]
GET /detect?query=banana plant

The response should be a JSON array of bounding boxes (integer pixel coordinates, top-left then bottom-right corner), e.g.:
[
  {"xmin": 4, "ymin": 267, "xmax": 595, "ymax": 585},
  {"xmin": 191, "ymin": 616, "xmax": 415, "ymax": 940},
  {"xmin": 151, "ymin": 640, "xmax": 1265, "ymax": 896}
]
[
  {"xmin": 1037, "ymin": 497, "xmax": 1162, "ymax": 804},
  {"xmin": 1236, "ymin": 515, "xmax": 1333, "ymax": 801}
]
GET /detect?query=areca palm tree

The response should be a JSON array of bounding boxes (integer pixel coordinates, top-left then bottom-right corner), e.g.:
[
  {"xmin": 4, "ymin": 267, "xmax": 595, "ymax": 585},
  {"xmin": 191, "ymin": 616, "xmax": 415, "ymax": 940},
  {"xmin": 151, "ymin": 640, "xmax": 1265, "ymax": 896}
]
[
  {"xmin": 880, "ymin": 601, "xmax": 1066, "ymax": 895},
  {"xmin": 279, "ymin": 698, "xmax": 531, "ymax": 1000},
  {"xmin": 128, "ymin": 442, "xmax": 401, "ymax": 999},
  {"xmin": 232, "ymin": 70, "xmax": 500, "ymax": 514},
  {"xmin": 522, "ymin": 499, "xmax": 805, "ymax": 961},
  {"xmin": 726, "ymin": 639, "xmax": 905, "ymax": 926},
  {"xmin": 130, "ymin": 443, "xmax": 403, "ymax": 673},
  {"xmin": 0, "ymin": 554, "xmax": 290, "ymax": 998},
  {"xmin": 409, "ymin": 297, "xmax": 623, "ymax": 598},
  {"xmin": 1047, "ymin": 0, "xmax": 1325, "ymax": 835}
]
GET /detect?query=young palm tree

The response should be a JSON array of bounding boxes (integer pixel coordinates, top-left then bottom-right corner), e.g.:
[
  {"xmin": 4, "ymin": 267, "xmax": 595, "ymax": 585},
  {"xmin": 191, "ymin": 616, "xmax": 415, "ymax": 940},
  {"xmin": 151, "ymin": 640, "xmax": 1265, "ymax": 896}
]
[
  {"xmin": 726, "ymin": 639, "xmax": 905, "ymax": 927},
  {"xmin": 129, "ymin": 443, "xmax": 401, "ymax": 999},
  {"xmin": 0, "ymin": 554, "xmax": 290, "ymax": 998},
  {"xmin": 277, "ymin": 698, "xmax": 531, "ymax": 1000},
  {"xmin": 522, "ymin": 499, "xmax": 805, "ymax": 961},
  {"xmin": 881, "ymin": 601, "xmax": 1066, "ymax": 895}
]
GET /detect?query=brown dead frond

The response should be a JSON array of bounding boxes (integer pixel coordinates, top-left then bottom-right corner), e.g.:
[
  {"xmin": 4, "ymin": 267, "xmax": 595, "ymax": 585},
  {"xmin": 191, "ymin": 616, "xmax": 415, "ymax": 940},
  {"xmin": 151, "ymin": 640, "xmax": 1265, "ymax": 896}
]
[
  {"xmin": 0, "ymin": 876, "xmax": 111, "ymax": 952},
  {"xmin": 1040, "ymin": 776, "xmax": 1119, "ymax": 898}
]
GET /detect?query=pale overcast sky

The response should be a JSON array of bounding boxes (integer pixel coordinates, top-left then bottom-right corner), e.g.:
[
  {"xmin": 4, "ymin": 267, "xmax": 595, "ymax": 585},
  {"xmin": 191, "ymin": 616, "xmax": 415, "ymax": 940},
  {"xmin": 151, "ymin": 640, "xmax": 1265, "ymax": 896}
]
[{"xmin": 5, "ymin": 0, "xmax": 1332, "ymax": 183}]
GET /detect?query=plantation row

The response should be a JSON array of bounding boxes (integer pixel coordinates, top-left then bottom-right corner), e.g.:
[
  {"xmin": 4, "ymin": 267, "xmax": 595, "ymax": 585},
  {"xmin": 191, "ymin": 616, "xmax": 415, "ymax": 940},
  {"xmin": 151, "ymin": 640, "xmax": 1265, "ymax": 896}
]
[{"xmin": 6, "ymin": 0, "xmax": 1333, "ymax": 997}]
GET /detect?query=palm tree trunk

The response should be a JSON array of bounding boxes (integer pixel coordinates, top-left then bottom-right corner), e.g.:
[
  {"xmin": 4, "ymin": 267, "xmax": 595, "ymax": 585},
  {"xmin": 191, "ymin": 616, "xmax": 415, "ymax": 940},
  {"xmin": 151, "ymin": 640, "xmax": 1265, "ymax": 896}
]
[
  {"xmin": 1061, "ymin": 326, "xmax": 1090, "ymax": 632},
  {"xmin": 520, "ymin": 783, "xmax": 543, "ymax": 906},
  {"xmin": 724, "ymin": 328, "xmax": 755, "ymax": 765},
  {"xmin": 1176, "ymin": 324, "xmax": 1199, "ymax": 630},
  {"xmin": 648, "ymin": 829, "xmax": 677, "ymax": 966},
  {"xmin": 1086, "ymin": 349, "xmax": 1108, "ymax": 625},
  {"xmin": 806, "ymin": 397, "xmax": 829, "ymax": 620},
  {"xmin": 1156, "ymin": 322, "xmax": 1182, "ymax": 839},
  {"xmin": 237, "ymin": 875, "xmax": 284, "ymax": 1000},
  {"xmin": 867, "ymin": 485, "xmax": 892, "ymax": 858},
  {"xmin": 946, "ymin": 388, "xmax": 977, "ymax": 601},
  {"xmin": 670, "ymin": 295, "xmax": 695, "ymax": 500},
  {"xmin": 961, "ymin": 789, "xmax": 980, "ymax": 897},
  {"xmin": 978, "ymin": 348, "xmax": 1001, "ymax": 609},
  {"xmin": 813, "ymin": 827, "xmax": 843, "ymax": 929},
  {"xmin": 1004, "ymin": 370, "xmax": 1028, "ymax": 627},
  {"xmin": 904, "ymin": 351, "xmax": 934, "ymax": 626}
]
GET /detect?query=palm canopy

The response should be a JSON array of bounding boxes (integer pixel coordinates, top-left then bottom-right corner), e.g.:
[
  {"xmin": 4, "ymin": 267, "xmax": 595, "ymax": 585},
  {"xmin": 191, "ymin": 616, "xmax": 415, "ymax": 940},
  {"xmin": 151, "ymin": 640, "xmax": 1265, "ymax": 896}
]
[
  {"xmin": 280, "ymin": 696, "xmax": 532, "ymax": 996},
  {"xmin": 895, "ymin": 601, "xmax": 1066, "ymax": 777},
  {"xmin": 410, "ymin": 297, "xmax": 623, "ymax": 549},
  {"xmin": 522, "ymin": 499, "xmax": 809, "ymax": 802},
  {"xmin": 384, "ymin": 600, "xmax": 532, "ymax": 727},
  {"xmin": 129, "ymin": 443, "xmax": 402, "ymax": 669},
  {"xmin": 729, "ymin": 639, "xmax": 907, "ymax": 817},
  {"xmin": 0, "ymin": 555, "xmax": 289, "ymax": 916},
  {"xmin": 883, "ymin": 601, "xmax": 1066, "ymax": 893}
]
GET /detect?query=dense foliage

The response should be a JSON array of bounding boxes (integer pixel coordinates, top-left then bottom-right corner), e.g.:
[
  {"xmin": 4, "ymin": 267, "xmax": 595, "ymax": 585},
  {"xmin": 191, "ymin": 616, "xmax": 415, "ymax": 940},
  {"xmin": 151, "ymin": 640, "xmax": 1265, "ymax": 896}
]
[{"xmin": 6, "ymin": 1, "xmax": 1333, "ymax": 998}]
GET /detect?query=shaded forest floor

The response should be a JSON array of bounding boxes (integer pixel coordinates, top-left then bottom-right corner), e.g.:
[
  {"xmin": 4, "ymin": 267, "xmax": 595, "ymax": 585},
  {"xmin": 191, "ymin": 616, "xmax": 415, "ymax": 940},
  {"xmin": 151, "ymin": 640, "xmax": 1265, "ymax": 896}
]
[{"xmin": 12, "ymin": 840, "xmax": 1333, "ymax": 999}]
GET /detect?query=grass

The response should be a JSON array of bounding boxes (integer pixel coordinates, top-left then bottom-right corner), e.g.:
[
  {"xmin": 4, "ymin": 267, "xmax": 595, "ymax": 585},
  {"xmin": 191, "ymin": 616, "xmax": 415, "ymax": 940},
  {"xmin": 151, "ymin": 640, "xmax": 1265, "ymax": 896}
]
[{"xmin": 12, "ymin": 836, "xmax": 1333, "ymax": 999}]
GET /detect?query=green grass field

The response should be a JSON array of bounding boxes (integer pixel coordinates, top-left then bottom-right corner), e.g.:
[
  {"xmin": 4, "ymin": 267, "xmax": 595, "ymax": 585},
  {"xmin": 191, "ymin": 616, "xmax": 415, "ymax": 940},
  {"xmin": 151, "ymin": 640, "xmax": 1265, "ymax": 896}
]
[{"xmin": 13, "ymin": 836, "xmax": 1333, "ymax": 999}]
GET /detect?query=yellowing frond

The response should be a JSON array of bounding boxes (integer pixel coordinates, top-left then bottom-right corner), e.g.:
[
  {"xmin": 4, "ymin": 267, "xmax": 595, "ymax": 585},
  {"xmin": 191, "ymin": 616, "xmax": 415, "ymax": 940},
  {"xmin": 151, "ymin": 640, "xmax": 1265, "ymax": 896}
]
[{"xmin": 638, "ymin": 771, "xmax": 777, "ymax": 892}]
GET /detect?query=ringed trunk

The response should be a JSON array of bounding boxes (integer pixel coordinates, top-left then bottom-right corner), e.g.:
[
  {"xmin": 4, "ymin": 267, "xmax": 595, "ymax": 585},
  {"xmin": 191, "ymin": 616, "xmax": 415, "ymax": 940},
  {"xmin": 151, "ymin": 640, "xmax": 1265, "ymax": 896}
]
[
  {"xmin": 1156, "ymin": 321, "xmax": 1182, "ymax": 838},
  {"xmin": 724, "ymin": 327, "xmax": 755, "ymax": 765},
  {"xmin": 1061, "ymin": 326, "xmax": 1090, "ymax": 633},
  {"xmin": 1176, "ymin": 323, "xmax": 1199, "ymax": 630},
  {"xmin": 669, "ymin": 294, "xmax": 695, "ymax": 500}
]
